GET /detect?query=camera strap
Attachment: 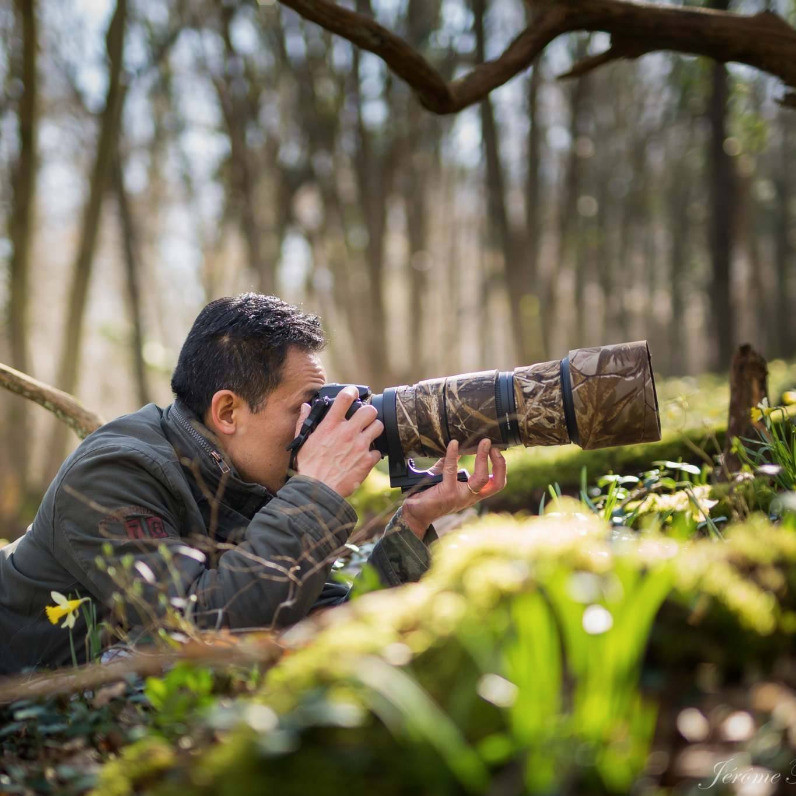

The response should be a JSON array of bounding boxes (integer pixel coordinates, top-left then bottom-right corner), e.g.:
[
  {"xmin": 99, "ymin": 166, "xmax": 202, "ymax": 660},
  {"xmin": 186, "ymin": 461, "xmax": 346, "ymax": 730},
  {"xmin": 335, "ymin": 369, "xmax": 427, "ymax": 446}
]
[{"xmin": 285, "ymin": 397, "xmax": 332, "ymax": 470}]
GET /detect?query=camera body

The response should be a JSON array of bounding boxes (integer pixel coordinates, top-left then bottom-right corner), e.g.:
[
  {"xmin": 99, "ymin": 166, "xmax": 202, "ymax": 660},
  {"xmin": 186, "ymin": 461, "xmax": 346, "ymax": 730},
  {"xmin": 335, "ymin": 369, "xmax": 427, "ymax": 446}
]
[
  {"xmin": 316, "ymin": 383, "xmax": 371, "ymax": 417},
  {"xmin": 287, "ymin": 383, "xmax": 385, "ymax": 459},
  {"xmin": 286, "ymin": 382, "xmax": 454, "ymax": 492}
]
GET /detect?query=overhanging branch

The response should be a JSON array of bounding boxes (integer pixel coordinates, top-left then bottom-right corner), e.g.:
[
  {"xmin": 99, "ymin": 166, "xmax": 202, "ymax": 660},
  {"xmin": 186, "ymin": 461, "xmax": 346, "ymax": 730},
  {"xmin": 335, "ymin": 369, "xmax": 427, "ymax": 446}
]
[{"xmin": 274, "ymin": 0, "xmax": 796, "ymax": 114}]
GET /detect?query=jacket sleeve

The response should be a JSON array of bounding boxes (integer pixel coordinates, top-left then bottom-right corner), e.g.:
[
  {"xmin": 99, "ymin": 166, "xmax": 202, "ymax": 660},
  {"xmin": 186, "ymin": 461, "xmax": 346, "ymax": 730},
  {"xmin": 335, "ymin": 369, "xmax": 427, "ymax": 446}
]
[
  {"xmin": 309, "ymin": 508, "xmax": 437, "ymax": 613},
  {"xmin": 53, "ymin": 446, "xmax": 356, "ymax": 631},
  {"xmin": 366, "ymin": 507, "xmax": 438, "ymax": 587}
]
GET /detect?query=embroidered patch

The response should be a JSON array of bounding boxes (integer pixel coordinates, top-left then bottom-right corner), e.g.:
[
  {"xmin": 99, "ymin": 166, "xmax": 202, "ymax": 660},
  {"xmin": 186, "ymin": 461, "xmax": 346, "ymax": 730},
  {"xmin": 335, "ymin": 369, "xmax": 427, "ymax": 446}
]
[
  {"xmin": 123, "ymin": 517, "xmax": 147, "ymax": 539},
  {"xmin": 146, "ymin": 516, "xmax": 167, "ymax": 537},
  {"xmin": 99, "ymin": 506, "xmax": 170, "ymax": 540},
  {"xmin": 122, "ymin": 515, "xmax": 168, "ymax": 540}
]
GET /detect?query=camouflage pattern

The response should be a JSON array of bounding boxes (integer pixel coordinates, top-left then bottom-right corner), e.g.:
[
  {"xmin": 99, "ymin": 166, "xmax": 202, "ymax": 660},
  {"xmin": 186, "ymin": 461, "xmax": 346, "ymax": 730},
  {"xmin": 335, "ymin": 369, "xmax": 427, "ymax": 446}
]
[
  {"xmin": 512, "ymin": 359, "xmax": 570, "ymax": 446},
  {"xmin": 410, "ymin": 377, "xmax": 448, "ymax": 456},
  {"xmin": 395, "ymin": 371, "xmax": 505, "ymax": 457},
  {"xmin": 568, "ymin": 340, "xmax": 660, "ymax": 450},
  {"xmin": 390, "ymin": 340, "xmax": 660, "ymax": 458},
  {"xmin": 445, "ymin": 371, "xmax": 504, "ymax": 454},
  {"xmin": 395, "ymin": 385, "xmax": 423, "ymax": 457}
]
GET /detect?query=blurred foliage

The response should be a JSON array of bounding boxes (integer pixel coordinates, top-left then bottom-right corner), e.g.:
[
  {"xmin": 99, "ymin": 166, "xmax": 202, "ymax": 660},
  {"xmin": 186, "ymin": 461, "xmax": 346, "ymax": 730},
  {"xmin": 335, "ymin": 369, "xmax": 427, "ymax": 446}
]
[{"xmin": 88, "ymin": 508, "xmax": 796, "ymax": 795}]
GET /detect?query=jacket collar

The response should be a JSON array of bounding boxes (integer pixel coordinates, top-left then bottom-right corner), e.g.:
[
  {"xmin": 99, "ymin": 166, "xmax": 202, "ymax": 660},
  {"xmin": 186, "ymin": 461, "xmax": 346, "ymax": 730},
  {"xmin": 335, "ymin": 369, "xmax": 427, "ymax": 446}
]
[{"xmin": 162, "ymin": 400, "xmax": 273, "ymax": 519}]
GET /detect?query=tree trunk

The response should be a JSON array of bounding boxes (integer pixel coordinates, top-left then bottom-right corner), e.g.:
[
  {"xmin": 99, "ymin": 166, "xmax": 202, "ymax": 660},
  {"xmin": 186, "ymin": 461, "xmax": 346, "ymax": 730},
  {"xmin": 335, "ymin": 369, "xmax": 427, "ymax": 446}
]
[
  {"xmin": 215, "ymin": 7, "xmax": 275, "ymax": 295},
  {"xmin": 351, "ymin": 24, "xmax": 393, "ymax": 388},
  {"xmin": 524, "ymin": 55, "xmax": 545, "ymax": 360},
  {"xmin": 402, "ymin": 0, "xmax": 441, "ymax": 377},
  {"xmin": 772, "ymin": 115, "xmax": 793, "ymax": 358},
  {"xmin": 403, "ymin": 114, "xmax": 429, "ymax": 374},
  {"xmin": 45, "ymin": 0, "xmax": 127, "ymax": 479},
  {"xmin": 5, "ymin": 0, "xmax": 38, "ymax": 529},
  {"xmin": 550, "ymin": 39, "xmax": 589, "ymax": 353},
  {"xmin": 723, "ymin": 344, "xmax": 767, "ymax": 474},
  {"xmin": 472, "ymin": 0, "xmax": 525, "ymax": 363},
  {"xmin": 114, "ymin": 154, "xmax": 150, "ymax": 407},
  {"xmin": 707, "ymin": 0, "xmax": 735, "ymax": 372},
  {"xmin": 668, "ymin": 150, "xmax": 692, "ymax": 375}
]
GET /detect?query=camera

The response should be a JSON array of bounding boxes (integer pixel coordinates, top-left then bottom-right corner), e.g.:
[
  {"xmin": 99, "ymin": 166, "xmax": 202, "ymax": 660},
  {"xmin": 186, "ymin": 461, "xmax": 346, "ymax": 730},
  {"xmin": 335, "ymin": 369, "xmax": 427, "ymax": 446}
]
[{"xmin": 288, "ymin": 341, "xmax": 660, "ymax": 492}]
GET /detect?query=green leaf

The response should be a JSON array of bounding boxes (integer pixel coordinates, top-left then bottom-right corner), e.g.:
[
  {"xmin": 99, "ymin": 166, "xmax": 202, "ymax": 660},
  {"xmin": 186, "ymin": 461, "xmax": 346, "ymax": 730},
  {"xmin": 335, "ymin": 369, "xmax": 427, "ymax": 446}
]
[{"xmin": 354, "ymin": 656, "xmax": 489, "ymax": 792}]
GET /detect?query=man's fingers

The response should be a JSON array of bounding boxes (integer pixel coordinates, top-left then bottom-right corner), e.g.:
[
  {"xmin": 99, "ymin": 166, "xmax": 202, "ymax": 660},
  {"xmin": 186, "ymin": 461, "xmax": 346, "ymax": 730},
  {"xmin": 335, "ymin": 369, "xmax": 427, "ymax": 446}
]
[
  {"xmin": 325, "ymin": 386, "xmax": 359, "ymax": 423},
  {"xmin": 477, "ymin": 448, "xmax": 507, "ymax": 498},
  {"xmin": 442, "ymin": 440, "xmax": 460, "ymax": 489},
  {"xmin": 468, "ymin": 439, "xmax": 491, "ymax": 494},
  {"xmin": 294, "ymin": 403, "xmax": 311, "ymax": 436},
  {"xmin": 489, "ymin": 446, "xmax": 507, "ymax": 491},
  {"xmin": 362, "ymin": 417, "xmax": 385, "ymax": 443},
  {"xmin": 350, "ymin": 403, "xmax": 379, "ymax": 431}
]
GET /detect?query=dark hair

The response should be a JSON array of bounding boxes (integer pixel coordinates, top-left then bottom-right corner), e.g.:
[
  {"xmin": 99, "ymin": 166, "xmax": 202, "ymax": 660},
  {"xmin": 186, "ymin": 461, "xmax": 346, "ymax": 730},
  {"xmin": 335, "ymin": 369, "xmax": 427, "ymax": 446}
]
[{"xmin": 171, "ymin": 294, "xmax": 326, "ymax": 418}]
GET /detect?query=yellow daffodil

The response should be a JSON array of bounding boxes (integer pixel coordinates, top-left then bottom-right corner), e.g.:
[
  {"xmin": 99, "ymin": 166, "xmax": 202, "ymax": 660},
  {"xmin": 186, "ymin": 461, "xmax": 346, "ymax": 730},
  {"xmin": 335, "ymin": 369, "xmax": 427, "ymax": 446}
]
[
  {"xmin": 46, "ymin": 591, "xmax": 89, "ymax": 630},
  {"xmin": 750, "ymin": 403, "xmax": 779, "ymax": 423},
  {"xmin": 782, "ymin": 391, "xmax": 796, "ymax": 406}
]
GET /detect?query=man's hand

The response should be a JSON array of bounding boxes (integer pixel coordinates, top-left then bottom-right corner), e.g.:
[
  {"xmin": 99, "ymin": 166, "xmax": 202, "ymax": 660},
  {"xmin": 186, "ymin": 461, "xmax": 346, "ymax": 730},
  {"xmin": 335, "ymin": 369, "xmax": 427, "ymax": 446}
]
[
  {"xmin": 401, "ymin": 439, "xmax": 507, "ymax": 539},
  {"xmin": 294, "ymin": 386, "xmax": 383, "ymax": 499}
]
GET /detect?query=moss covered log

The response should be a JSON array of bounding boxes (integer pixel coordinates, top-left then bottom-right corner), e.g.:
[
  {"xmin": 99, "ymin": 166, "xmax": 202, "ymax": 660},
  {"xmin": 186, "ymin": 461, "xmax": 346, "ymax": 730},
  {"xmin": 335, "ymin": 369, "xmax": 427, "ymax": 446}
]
[{"xmin": 93, "ymin": 508, "xmax": 796, "ymax": 796}]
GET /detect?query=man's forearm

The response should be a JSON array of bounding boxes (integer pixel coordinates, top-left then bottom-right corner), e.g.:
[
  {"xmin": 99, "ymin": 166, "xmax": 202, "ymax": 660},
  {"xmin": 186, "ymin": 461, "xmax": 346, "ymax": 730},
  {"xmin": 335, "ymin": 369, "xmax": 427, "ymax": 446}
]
[{"xmin": 192, "ymin": 475, "xmax": 358, "ymax": 629}]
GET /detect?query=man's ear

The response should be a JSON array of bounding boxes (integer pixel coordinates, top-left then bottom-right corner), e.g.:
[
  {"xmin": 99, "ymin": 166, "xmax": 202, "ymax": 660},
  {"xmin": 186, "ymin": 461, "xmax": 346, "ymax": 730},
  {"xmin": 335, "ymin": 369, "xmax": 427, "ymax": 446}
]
[{"xmin": 207, "ymin": 390, "xmax": 240, "ymax": 436}]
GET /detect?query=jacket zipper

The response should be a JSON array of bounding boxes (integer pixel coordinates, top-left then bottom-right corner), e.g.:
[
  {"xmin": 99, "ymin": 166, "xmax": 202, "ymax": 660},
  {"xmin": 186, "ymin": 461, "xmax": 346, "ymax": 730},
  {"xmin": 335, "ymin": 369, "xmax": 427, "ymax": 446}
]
[
  {"xmin": 175, "ymin": 410, "xmax": 231, "ymax": 474},
  {"xmin": 210, "ymin": 450, "xmax": 231, "ymax": 474}
]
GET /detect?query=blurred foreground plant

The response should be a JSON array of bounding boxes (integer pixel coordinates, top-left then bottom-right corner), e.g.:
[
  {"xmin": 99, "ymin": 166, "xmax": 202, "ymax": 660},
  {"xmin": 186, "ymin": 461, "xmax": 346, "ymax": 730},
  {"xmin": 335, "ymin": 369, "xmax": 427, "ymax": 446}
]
[
  {"xmin": 92, "ymin": 504, "xmax": 796, "ymax": 796},
  {"xmin": 735, "ymin": 400, "xmax": 796, "ymax": 493}
]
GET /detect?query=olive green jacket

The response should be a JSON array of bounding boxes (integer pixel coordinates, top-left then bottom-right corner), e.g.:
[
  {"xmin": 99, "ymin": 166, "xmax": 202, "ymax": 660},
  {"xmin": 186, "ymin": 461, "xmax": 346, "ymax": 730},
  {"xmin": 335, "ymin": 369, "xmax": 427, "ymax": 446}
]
[{"xmin": 0, "ymin": 402, "xmax": 436, "ymax": 674}]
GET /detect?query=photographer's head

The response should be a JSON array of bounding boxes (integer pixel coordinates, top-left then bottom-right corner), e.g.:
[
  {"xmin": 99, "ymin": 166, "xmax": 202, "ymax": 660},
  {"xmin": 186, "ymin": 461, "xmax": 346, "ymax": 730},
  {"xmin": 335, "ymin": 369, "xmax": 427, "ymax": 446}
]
[{"xmin": 171, "ymin": 294, "xmax": 327, "ymax": 491}]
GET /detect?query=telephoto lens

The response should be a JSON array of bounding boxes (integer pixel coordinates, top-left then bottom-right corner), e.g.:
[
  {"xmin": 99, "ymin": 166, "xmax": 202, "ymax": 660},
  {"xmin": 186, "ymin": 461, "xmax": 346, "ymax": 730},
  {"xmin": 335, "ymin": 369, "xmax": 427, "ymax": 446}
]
[
  {"xmin": 372, "ymin": 340, "xmax": 660, "ymax": 458},
  {"xmin": 290, "ymin": 341, "xmax": 660, "ymax": 490}
]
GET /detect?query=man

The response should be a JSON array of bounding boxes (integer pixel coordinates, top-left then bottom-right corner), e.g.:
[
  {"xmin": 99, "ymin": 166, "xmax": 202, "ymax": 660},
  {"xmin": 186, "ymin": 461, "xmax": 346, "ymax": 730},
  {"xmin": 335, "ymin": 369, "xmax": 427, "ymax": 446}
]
[{"xmin": 0, "ymin": 294, "xmax": 506, "ymax": 673}]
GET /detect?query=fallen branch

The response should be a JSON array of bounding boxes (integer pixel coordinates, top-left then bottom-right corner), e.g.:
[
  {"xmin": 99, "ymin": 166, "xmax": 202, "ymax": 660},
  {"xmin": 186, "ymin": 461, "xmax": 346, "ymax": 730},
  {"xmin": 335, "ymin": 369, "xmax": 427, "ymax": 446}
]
[
  {"xmin": 0, "ymin": 634, "xmax": 283, "ymax": 704},
  {"xmin": 0, "ymin": 361, "xmax": 104, "ymax": 439},
  {"xmin": 275, "ymin": 0, "xmax": 796, "ymax": 114}
]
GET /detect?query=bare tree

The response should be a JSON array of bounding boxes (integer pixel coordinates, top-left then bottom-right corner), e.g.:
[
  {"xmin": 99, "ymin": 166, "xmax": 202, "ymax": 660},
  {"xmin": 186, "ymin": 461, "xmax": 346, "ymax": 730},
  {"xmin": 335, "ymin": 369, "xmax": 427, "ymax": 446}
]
[
  {"xmin": 4, "ymin": 0, "xmax": 38, "ymax": 524},
  {"xmin": 551, "ymin": 39, "xmax": 589, "ymax": 353},
  {"xmin": 772, "ymin": 110, "xmax": 794, "ymax": 358},
  {"xmin": 707, "ymin": 0, "xmax": 736, "ymax": 372},
  {"xmin": 45, "ymin": 0, "xmax": 128, "ymax": 479},
  {"xmin": 471, "ymin": 0, "xmax": 518, "ymax": 361},
  {"xmin": 114, "ymin": 152, "xmax": 150, "ymax": 407},
  {"xmin": 209, "ymin": 4, "xmax": 284, "ymax": 295},
  {"xmin": 524, "ymin": 53, "xmax": 545, "ymax": 359}
]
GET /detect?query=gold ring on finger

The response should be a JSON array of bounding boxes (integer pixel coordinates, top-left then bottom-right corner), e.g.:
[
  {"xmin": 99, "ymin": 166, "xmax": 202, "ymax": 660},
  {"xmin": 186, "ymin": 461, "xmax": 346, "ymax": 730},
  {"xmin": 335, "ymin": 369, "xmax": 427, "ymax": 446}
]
[{"xmin": 466, "ymin": 483, "xmax": 482, "ymax": 496}]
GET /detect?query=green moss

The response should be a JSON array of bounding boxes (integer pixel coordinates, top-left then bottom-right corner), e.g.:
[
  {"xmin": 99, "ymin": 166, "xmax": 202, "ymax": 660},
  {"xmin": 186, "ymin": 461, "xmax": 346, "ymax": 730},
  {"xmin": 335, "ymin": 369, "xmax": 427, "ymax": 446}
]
[
  {"xmin": 103, "ymin": 508, "xmax": 796, "ymax": 795},
  {"xmin": 91, "ymin": 736, "xmax": 176, "ymax": 796}
]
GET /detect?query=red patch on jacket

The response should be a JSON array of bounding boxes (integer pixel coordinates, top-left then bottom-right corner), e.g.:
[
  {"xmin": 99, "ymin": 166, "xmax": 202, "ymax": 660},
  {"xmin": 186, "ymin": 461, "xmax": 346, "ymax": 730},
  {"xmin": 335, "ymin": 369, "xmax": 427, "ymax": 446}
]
[
  {"xmin": 123, "ymin": 515, "xmax": 168, "ymax": 540},
  {"xmin": 146, "ymin": 516, "xmax": 167, "ymax": 538},
  {"xmin": 123, "ymin": 517, "xmax": 146, "ymax": 539}
]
